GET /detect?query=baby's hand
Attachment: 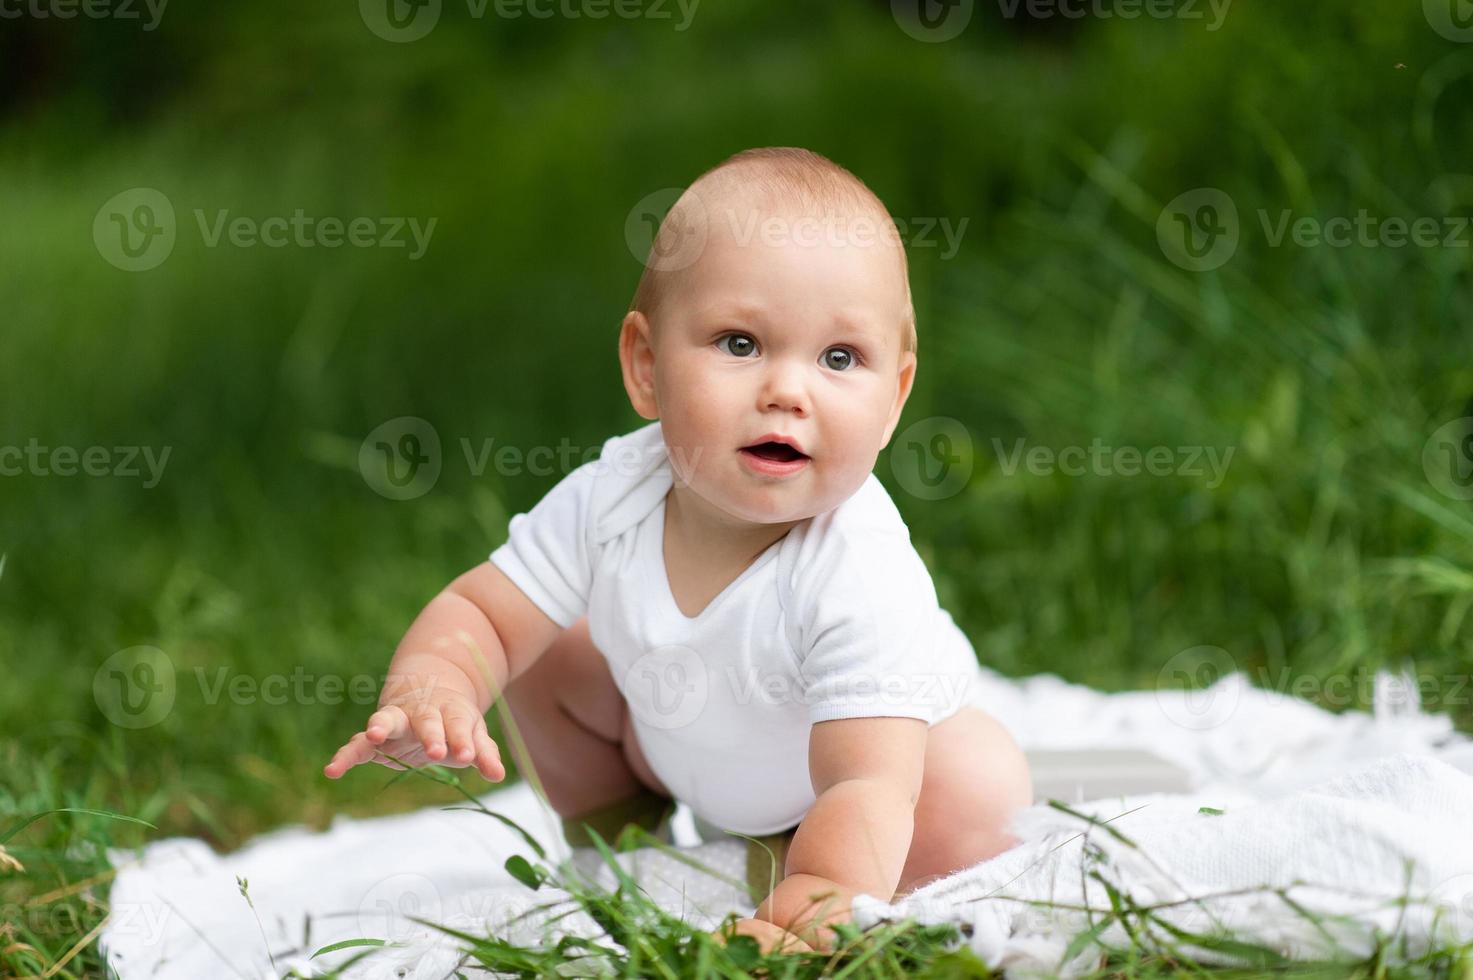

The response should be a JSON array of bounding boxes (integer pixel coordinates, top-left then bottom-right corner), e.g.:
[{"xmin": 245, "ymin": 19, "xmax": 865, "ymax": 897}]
[
  {"xmin": 323, "ymin": 690, "xmax": 506, "ymax": 782},
  {"xmin": 712, "ymin": 917, "xmax": 814, "ymax": 956}
]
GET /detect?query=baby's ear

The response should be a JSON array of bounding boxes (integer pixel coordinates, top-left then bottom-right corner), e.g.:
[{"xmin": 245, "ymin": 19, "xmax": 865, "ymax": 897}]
[
  {"xmin": 619, "ymin": 310, "xmax": 660, "ymax": 420},
  {"xmin": 881, "ymin": 350, "xmax": 918, "ymax": 445}
]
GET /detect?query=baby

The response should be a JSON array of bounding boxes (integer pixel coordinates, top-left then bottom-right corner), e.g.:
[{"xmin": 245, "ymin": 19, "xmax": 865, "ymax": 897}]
[{"xmin": 325, "ymin": 147, "xmax": 1033, "ymax": 953}]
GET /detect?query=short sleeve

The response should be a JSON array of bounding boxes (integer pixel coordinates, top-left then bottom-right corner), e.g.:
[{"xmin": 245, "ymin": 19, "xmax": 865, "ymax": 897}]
[
  {"xmin": 488, "ymin": 460, "xmax": 600, "ymax": 630},
  {"xmin": 796, "ymin": 529, "xmax": 960, "ymax": 726}
]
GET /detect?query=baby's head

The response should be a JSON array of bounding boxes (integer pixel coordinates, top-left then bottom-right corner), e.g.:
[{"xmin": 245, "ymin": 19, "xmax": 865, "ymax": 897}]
[{"xmin": 619, "ymin": 147, "xmax": 918, "ymax": 527}]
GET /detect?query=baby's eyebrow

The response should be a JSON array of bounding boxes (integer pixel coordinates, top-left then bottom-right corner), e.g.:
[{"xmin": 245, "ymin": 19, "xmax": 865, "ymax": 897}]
[
  {"xmin": 698, "ymin": 303, "xmax": 880, "ymax": 331},
  {"xmin": 830, "ymin": 309, "xmax": 883, "ymax": 338},
  {"xmin": 695, "ymin": 301, "xmax": 768, "ymax": 326}
]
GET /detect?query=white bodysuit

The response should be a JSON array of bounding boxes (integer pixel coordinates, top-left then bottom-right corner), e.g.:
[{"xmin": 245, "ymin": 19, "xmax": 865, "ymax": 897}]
[{"xmin": 489, "ymin": 421, "xmax": 984, "ymax": 835}]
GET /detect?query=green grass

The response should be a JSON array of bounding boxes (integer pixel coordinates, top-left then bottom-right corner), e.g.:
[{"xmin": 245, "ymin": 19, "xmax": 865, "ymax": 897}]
[{"xmin": 3, "ymin": 0, "xmax": 1472, "ymax": 974}]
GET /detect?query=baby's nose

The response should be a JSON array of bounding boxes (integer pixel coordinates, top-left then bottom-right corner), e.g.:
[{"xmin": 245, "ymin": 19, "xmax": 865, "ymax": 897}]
[{"xmin": 758, "ymin": 365, "xmax": 810, "ymax": 415}]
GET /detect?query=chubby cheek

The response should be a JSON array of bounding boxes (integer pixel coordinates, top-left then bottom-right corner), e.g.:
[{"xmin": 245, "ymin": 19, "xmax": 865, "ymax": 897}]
[
  {"xmin": 821, "ymin": 413, "xmax": 886, "ymax": 491},
  {"xmin": 821, "ymin": 383, "xmax": 883, "ymax": 441},
  {"xmin": 819, "ymin": 453, "xmax": 875, "ymax": 507},
  {"xmin": 656, "ymin": 379, "xmax": 734, "ymax": 482}
]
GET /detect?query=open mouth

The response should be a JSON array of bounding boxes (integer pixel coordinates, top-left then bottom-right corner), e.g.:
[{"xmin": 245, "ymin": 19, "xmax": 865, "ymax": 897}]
[{"xmin": 740, "ymin": 441, "xmax": 810, "ymax": 463}]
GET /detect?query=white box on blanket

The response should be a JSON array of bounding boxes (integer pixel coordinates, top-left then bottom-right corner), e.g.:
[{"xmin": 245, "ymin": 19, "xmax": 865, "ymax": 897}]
[{"xmin": 1025, "ymin": 748, "xmax": 1193, "ymax": 802}]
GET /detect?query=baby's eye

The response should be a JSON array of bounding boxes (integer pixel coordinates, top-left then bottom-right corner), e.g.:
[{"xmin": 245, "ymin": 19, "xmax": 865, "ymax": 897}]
[
  {"xmin": 822, "ymin": 346, "xmax": 858, "ymax": 371},
  {"xmin": 717, "ymin": 334, "xmax": 757, "ymax": 358}
]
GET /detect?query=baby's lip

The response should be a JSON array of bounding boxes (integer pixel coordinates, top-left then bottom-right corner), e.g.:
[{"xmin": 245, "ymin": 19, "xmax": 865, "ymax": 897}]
[{"xmin": 740, "ymin": 433, "xmax": 809, "ymax": 457}]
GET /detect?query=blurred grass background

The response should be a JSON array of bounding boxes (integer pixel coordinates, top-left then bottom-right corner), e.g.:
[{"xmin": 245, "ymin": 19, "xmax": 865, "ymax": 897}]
[{"xmin": 2, "ymin": 0, "xmax": 1473, "ymax": 972}]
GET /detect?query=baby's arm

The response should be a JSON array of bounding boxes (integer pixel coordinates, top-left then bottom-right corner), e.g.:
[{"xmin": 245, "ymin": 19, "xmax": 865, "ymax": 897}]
[
  {"xmin": 323, "ymin": 561, "xmax": 563, "ymax": 780},
  {"xmin": 753, "ymin": 716, "xmax": 927, "ymax": 950}
]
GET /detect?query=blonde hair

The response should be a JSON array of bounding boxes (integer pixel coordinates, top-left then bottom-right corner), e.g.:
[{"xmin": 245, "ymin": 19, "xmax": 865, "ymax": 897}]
[{"xmin": 629, "ymin": 147, "xmax": 917, "ymax": 355}]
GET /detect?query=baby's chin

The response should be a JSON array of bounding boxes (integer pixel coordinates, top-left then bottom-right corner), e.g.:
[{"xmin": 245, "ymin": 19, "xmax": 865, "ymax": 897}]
[{"xmin": 703, "ymin": 477, "xmax": 861, "ymax": 528}]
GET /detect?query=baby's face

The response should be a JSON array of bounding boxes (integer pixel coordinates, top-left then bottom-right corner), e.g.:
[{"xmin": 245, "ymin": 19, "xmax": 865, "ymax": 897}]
[{"xmin": 634, "ymin": 203, "xmax": 916, "ymax": 526}]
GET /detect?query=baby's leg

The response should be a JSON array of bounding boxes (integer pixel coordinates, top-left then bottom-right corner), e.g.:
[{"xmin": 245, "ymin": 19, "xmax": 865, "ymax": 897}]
[
  {"xmin": 895, "ymin": 706, "xmax": 1033, "ymax": 896},
  {"xmin": 501, "ymin": 615, "xmax": 672, "ymax": 823}
]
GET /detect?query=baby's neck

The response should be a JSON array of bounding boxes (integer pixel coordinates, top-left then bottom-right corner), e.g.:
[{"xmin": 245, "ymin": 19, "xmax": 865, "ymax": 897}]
[{"xmin": 664, "ymin": 483, "xmax": 799, "ymax": 567}]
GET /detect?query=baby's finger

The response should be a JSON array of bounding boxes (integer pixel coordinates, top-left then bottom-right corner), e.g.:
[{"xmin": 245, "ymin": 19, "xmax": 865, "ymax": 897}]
[
  {"xmin": 324, "ymin": 732, "xmax": 377, "ymax": 779},
  {"xmin": 442, "ymin": 705, "xmax": 478, "ymax": 765},
  {"xmin": 472, "ymin": 718, "xmax": 505, "ymax": 781},
  {"xmin": 410, "ymin": 704, "xmax": 448, "ymax": 761},
  {"xmin": 365, "ymin": 705, "xmax": 410, "ymax": 744}
]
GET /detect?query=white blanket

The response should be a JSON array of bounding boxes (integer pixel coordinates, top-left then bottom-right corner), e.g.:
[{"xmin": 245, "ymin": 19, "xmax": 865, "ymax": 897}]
[
  {"xmin": 101, "ymin": 666, "xmax": 1473, "ymax": 978},
  {"xmin": 853, "ymin": 754, "xmax": 1473, "ymax": 976}
]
